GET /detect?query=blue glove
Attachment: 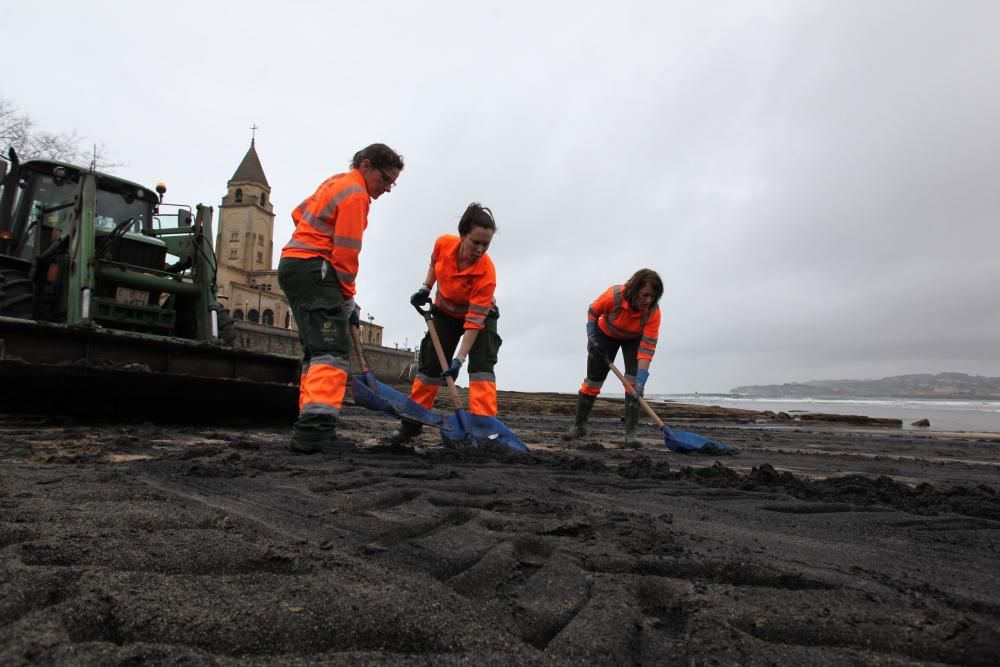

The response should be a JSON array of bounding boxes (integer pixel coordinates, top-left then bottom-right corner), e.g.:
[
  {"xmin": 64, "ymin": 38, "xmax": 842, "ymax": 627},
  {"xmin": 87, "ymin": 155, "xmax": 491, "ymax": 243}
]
[
  {"xmin": 441, "ymin": 356, "xmax": 464, "ymax": 381},
  {"xmin": 361, "ymin": 370, "xmax": 377, "ymax": 389},
  {"xmin": 635, "ymin": 369, "xmax": 650, "ymax": 397}
]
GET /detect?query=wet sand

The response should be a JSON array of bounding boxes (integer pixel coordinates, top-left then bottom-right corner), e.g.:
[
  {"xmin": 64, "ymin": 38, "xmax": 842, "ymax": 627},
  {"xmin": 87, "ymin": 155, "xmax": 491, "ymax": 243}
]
[{"xmin": 2, "ymin": 393, "xmax": 999, "ymax": 665}]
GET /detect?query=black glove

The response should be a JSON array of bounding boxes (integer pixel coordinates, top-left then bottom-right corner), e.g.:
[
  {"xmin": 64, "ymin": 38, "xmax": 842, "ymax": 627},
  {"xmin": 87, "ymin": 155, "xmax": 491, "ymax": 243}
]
[
  {"xmin": 441, "ymin": 356, "xmax": 463, "ymax": 381},
  {"xmin": 348, "ymin": 304, "xmax": 360, "ymax": 327},
  {"xmin": 410, "ymin": 287, "xmax": 431, "ymax": 307}
]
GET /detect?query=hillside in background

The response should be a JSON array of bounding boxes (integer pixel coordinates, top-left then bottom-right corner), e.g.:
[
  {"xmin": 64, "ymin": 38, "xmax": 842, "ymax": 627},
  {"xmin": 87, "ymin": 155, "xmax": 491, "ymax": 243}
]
[{"xmin": 731, "ymin": 372, "xmax": 1000, "ymax": 399}]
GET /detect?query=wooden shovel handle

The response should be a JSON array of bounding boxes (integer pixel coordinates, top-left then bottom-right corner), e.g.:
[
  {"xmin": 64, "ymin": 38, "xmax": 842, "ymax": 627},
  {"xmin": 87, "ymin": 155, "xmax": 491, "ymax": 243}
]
[
  {"xmin": 423, "ymin": 314, "xmax": 465, "ymax": 412},
  {"xmin": 606, "ymin": 360, "xmax": 665, "ymax": 428},
  {"xmin": 350, "ymin": 324, "xmax": 369, "ymax": 373}
]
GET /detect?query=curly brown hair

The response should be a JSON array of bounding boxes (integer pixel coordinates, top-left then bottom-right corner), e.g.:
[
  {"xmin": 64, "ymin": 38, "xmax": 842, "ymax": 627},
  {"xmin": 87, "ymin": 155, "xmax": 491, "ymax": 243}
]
[
  {"xmin": 623, "ymin": 268, "xmax": 663, "ymax": 310},
  {"xmin": 350, "ymin": 143, "xmax": 405, "ymax": 171}
]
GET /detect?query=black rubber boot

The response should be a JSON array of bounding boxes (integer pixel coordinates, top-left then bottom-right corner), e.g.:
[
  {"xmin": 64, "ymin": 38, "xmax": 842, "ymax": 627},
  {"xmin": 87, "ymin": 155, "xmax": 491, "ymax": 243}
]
[
  {"xmin": 289, "ymin": 427, "xmax": 356, "ymax": 454},
  {"xmin": 561, "ymin": 393, "xmax": 596, "ymax": 440},
  {"xmin": 324, "ymin": 431, "xmax": 358, "ymax": 452},
  {"xmin": 623, "ymin": 395, "xmax": 641, "ymax": 448},
  {"xmin": 288, "ymin": 432, "xmax": 323, "ymax": 454},
  {"xmin": 390, "ymin": 419, "xmax": 424, "ymax": 445}
]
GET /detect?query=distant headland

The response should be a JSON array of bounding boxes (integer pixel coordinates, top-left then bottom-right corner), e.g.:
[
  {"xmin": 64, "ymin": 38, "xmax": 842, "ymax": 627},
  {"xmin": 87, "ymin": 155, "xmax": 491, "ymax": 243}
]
[{"xmin": 731, "ymin": 372, "xmax": 1000, "ymax": 399}]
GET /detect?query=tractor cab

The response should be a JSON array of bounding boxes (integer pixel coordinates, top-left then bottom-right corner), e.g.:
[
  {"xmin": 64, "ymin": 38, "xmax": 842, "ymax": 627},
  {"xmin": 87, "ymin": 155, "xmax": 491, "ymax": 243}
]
[{"xmin": 1, "ymin": 157, "xmax": 160, "ymax": 264}]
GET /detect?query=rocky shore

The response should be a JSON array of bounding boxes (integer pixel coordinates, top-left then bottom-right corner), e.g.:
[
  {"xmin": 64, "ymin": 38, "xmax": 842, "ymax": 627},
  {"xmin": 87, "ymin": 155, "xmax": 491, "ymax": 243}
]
[{"xmin": 2, "ymin": 391, "xmax": 998, "ymax": 664}]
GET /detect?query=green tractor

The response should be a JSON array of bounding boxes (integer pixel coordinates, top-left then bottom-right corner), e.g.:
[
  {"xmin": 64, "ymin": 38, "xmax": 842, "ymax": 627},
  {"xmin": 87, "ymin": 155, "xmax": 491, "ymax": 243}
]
[
  {"xmin": 0, "ymin": 149, "xmax": 298, "ymax": 421},
  {"xmin": 0, "ymin": 149, "xmax": 234, "ymax": 339}
]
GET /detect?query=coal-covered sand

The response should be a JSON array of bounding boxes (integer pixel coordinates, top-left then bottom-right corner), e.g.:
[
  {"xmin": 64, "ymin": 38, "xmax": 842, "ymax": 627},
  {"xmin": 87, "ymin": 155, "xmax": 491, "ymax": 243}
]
[{"xmin": 2, "ymin": 392, "xmax": 999, "ymax": 665}]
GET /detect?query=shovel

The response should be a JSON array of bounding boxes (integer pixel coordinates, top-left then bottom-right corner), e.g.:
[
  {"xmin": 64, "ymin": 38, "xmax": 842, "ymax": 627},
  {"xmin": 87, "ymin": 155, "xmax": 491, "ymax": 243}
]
[
  {"xmin": 606, "ymin": 359, "xmax": 731, "ymax": 453},
  {"xmin": 349, "ymin": 324, "xmax": 446, "ymax": 430},
  {"xmin": 413, "ymin": 303, "xmax": 528, "ymax": 453}
]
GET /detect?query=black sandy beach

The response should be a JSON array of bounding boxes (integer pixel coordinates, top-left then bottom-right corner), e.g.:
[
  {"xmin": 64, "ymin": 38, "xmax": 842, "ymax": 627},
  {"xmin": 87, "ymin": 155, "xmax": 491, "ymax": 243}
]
[{"xmin": 2, "ymin": 391, "xmax": 999, "ymax": 665}]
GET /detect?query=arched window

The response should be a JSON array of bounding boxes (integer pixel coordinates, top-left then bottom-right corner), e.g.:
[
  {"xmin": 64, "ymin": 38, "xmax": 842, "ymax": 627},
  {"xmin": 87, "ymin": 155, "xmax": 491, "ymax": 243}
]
[
  {"xmin": 260, "ymin": 193, "xmax": 266, "ymax": 206},
  {"xmin": 235, "ymin": 188, "xmax": 243, "ymax": 203},
  {"xmin": 262, "ymin": 309, "xmax": 274, "ymax": 326},
  {"xmin": 247, "ymin": 309, "xmax": 259, "ymax": 323},
  {"xmin": 233, "ymin": 309, "xmax": 244, "ymax": 321},
  {"xmin": 284, "ymin": 311, "xmax": 291, "ymax": 329}
]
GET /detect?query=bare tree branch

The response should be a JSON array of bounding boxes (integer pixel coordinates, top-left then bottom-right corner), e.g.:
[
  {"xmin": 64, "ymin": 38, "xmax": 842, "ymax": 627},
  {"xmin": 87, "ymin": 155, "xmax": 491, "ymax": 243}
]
[{"xmin": 0, "ymin": 96, "xmax": 121, "ymax": 170}]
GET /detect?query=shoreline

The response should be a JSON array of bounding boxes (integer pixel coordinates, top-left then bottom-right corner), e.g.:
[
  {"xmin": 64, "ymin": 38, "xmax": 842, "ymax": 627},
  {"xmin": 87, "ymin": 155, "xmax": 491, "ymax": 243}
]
[
  {"xmin": 648, "ymin": 393, "xmax": 1000, "ymax": 434},
  {"xmin": 494, "ymin": 389, "xmax": 974, "ymax": 432}
]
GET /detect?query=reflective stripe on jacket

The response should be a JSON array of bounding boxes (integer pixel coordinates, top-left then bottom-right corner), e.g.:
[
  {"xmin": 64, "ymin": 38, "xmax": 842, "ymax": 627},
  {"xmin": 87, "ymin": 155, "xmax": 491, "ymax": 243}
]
[
  {"xmin": 587, "ymin": 284, "xmax": 661, "ymax": 361},
  {"xmin": 431, "ymin": 235, "xmax": 496, "ymax": 330},
  {"xmin": 280, "ymin": 169, "xmax": 370, "ymax": 299}
]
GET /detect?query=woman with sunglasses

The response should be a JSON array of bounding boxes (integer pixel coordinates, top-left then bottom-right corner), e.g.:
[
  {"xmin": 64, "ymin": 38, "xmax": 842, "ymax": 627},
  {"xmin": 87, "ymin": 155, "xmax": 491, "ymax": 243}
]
[{"xmin": 278, "ymin": 143, "xmax": 403, "ymax": 453}]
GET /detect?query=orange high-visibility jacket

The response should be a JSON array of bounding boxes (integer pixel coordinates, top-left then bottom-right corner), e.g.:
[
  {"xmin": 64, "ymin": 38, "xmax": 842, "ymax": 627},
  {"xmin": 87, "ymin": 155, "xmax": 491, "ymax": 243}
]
[
  {"xmin": 281, "ymin": 169, "xmax": 370, "ymax": 299},
  {"xmin": 588, "ymin": 284, "xmax": 661, "ymax": 361},
  {"xmin": 431, "ymin": 235, "xmax": 496, "ymax": 330}
]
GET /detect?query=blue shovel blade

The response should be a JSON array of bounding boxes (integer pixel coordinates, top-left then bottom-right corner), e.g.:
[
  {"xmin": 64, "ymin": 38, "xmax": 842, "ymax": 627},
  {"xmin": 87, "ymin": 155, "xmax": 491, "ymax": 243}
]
[
  {"xmin": 350, "ymin": 373, "xmax": 445, "ymax": 429},
  {"xmin": 441, "ymin": 412, "xmax": 529, "ymax": 453},
  {"xmin": 665, "ymin": 427, "xmax": 732, "ymax": 453}
]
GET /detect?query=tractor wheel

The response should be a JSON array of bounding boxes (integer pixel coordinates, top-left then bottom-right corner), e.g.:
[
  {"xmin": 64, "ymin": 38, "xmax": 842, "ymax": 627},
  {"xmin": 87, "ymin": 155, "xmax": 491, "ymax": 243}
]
[
  {"xmin": 0, "ymin": 268, "xmax": 34, "ymax": 318},
  {"xmin": 217, "ymin": 309, "xmax": 238, "ymax": 347}
]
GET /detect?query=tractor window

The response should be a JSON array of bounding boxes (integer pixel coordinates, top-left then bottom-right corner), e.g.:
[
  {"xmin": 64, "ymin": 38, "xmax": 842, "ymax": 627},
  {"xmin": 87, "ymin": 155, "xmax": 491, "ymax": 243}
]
[
  {"xmin": 22, "ymin": 176, "xmax": 149, "ymax": 234},
  {"xmin": 18, "ymin": 176, "xmax": 78, "ymax": 258},
  {"xmin": 25, "ymin": 176, "xmax": 77, "ymax": 228},
  {"xmin": 95, "ymin": 189, "xmax": 150, "ymax": 233}
]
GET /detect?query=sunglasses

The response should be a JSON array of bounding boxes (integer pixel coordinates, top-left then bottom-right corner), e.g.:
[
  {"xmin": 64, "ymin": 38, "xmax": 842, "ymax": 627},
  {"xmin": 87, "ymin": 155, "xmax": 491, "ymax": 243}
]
[{"xmin": 377, "ymin": 168, "xmax": 397, "ymax": 190}]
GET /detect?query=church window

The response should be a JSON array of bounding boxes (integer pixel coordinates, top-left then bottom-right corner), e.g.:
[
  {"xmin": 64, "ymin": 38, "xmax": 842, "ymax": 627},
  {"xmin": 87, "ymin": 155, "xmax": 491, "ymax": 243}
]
[
  {"xmin": 258, "ymin": 235, "xmax": 264, "ymax": 245},
  {"xmin": 229, "ymin": 248, "xmax": 238, "ymax": 259},
  {"xmin": 257, "ymin": 251, "xmax": 263, "ymax": 263},
  {"xmin": 262, "ymin": 309, "xmax": 274, "ymax": 326},
  {"xmin": 230, "ymin": 230, "xmax": 239, "ymax": 241},
  {"xmin": 284, "ymin": 311, "xmax": 291, "ymax": 329},
  {"xmin": 233, "ymin": 309, "xmax": 244, "ymax": 321},
  {"xmin": 248, "ymin": 309, "xmax": 259, "ymax": 323},
  {"xmin": 235, "ymin": 188, "xmax": 243, "ymax": 203},
  {"xmin": 260, "ymin": 193, "xmax": 266, "ymax": 205}
]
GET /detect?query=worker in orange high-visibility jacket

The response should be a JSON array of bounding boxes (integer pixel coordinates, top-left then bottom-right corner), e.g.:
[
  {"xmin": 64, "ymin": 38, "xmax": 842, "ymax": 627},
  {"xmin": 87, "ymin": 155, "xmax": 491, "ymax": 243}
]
[
  {"xmin": 277, "ymin": 143, "xmax": 404, "ymax": 454},
  {"xmin": 390, "ymin": 203, "xmax": 503, "ymax": 445},
  {"xmin": 562, "ymin": 269, "xmax": 664, "ymax": 447}
]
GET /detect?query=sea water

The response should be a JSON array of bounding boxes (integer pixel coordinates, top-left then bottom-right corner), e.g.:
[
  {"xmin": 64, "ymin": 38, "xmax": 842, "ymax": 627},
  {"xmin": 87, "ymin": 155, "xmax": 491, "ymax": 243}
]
[{"xmin": 647, "ymin": 395, "xmax": 1000, "ymax": 434}]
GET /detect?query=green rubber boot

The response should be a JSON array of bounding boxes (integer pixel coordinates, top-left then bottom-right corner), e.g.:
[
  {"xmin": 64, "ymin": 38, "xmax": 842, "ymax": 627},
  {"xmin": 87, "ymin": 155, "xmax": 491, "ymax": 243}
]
[
  {"xmin": 561, "ymin": 392, "xmax": 596, "ymax": 440},
  {"xmin": 623, "ymin": 394, "xmax": 641, "ymax": 448}
]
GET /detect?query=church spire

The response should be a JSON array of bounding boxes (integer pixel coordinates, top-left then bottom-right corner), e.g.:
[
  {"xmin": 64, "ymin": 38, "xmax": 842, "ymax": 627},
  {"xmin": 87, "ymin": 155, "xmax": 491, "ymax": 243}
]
[{"xmin": 230, "ymin": 134, "xmax": 269, "ymax": 188}]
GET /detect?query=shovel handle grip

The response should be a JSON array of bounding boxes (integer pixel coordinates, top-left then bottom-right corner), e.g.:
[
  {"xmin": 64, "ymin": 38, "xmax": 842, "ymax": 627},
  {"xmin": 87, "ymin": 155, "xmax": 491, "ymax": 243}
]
[
  {"xmin": 413, "ymin": 302, "xmax": 433, "ymax": 319},
  {"xmin": 606, "ymin": 359, "xmax": 665, "ymax": 428}
]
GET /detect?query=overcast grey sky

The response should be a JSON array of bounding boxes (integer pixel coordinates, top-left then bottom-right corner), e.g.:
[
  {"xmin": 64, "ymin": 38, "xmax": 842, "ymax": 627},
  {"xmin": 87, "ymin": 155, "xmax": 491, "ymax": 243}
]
[{"xmin": 4, "ymin": 1, "xmax": 998, "ymax": 394}]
